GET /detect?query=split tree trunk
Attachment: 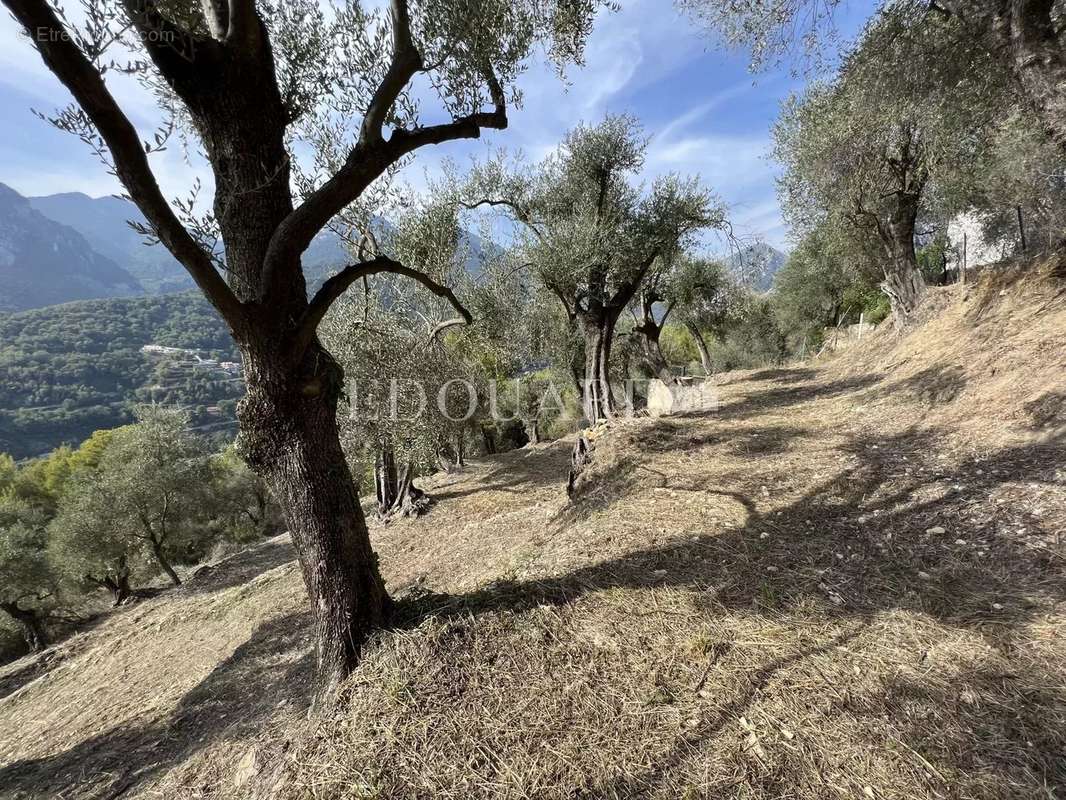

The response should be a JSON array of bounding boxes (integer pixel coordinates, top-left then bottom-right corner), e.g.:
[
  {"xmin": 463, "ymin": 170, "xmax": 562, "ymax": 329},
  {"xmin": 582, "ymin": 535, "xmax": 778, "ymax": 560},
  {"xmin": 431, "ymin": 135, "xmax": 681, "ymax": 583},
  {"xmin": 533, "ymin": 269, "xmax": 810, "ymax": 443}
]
[
  {"xmin": 686, "ymin": 322, "xmax": 714, "ymax": 375},
  {"xmin": 374, "ymin": 440, "xmax": 431, "ymax": 520},
  {"xmin": 635, "ymin": 319, "xmax": 676, "ymax": 384},
  {"xmin": 0, "ymin": 602, "xmax": 47, "ymax": 652},
  {"xmin": 878, "ymin": 195, "xmax": 926, "ymax": 318},
  {"xmin": 90, "ymin": 557, "xmax": 132, "ymax": 605},
  {"xmin": 581, "ymin": 314, "xmax": 617, "ymax": 422}
]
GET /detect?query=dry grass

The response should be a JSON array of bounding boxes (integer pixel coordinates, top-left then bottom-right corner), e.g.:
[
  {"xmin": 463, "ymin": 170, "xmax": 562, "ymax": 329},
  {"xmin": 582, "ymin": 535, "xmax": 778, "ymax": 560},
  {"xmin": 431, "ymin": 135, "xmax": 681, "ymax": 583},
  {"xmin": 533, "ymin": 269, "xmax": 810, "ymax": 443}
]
[{"xmin": 1, "ymin": 267, "xmax": 1064, "ymax": 799}]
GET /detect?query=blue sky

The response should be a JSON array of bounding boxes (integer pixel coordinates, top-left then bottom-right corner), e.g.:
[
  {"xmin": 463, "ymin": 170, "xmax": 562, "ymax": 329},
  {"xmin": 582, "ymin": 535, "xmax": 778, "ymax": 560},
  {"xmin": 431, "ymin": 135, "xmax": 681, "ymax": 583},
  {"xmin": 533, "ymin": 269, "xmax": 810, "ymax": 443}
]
[{"xmin": 0, "ymin": 0, "xmax": 879, "ymax": 251}]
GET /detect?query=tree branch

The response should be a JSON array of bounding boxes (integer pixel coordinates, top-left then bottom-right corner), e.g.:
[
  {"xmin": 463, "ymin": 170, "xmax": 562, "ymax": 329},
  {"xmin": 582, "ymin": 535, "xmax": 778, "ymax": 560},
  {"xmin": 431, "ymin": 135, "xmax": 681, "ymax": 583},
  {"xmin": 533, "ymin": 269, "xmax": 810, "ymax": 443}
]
[
  {"xmin": 200, "ymin": 0, "xmax": 228, "ymax": 39},
  {"xmin": 359, "ymin": 0, "xmax": 422, "ymax": 147},
  {"xmin": 5, "ymin": 0, "xmax": 244, "ymax": 325},
  {"xmin": 262, "ymin": 65, "xmax": 508, "ymax": 297},
  {"xmin": 225, "ymin": 0, "xmax": 259, "ymax": 49},
  {"xmin": 292, "ymin": 256, "xmax": 473, "ymax": 359}
]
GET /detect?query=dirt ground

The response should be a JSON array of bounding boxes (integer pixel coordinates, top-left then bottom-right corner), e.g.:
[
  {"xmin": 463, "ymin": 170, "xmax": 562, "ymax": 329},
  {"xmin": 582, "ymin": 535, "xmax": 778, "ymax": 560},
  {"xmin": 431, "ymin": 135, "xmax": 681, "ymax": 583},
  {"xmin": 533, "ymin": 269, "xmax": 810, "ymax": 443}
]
[{"xmin": 0, "ymin": 273, "xmax": 1063, "ymax": 799}]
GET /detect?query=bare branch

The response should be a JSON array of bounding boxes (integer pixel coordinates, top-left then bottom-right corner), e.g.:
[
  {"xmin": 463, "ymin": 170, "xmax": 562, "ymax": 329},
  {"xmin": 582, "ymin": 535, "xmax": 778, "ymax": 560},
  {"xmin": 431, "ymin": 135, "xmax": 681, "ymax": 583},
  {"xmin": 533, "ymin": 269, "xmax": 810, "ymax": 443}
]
[
  {"xmin": 359, "ymin": 0, "xmax": 422, "ymax": 147},
  {"xmin": 263, "ymin": 66, "xmax": 508, "ymax": 297},
  {"xmin": 293, "ymin": 256, "xmax": 473, "ymax": 359},
  {"xmin": 200, "ymin": 0, "xmax": 228, "ymax": 39}
]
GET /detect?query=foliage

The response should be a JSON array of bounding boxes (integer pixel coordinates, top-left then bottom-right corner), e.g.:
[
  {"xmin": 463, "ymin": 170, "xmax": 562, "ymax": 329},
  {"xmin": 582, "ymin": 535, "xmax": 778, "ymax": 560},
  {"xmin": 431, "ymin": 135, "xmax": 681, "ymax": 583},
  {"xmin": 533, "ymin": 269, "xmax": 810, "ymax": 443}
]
[
  {"xmin": 773, "ymin": 5, "xmax": 1010, "ymax": 244},
  {"xmin": 48, "ymin": 407, "xmax": 214, "ymax": 591},
  {"xmin": 207, "ymin": 446, "xmax": 282, "ymax": 544},
  {"xmin": 771, "ymin": 225, "xmax": 887, "ymax": 352},
  {"xmin": 0, "ymin": 293, "xmax": 241, "ymax": 459}
]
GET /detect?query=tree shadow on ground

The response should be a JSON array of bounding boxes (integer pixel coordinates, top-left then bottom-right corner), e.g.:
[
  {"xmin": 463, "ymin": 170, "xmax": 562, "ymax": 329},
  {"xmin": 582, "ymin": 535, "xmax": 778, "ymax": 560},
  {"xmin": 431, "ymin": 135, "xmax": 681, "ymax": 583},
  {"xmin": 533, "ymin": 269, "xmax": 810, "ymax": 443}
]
[
  {"xmin": 867, "ymin": 364, "xmax": 969, "ymax": 406},
  {"xmin": 686, "ymin": 373, "xmax": 883, "ymax": 422},
  {"xmin": 405, "ymin": 425, "xmax": 1066, "ymax": 631},
  {"xmin": 431, "ymin": 440, "xmax": 572, "ymax": 502},
  {"xmin": 719, "ymin": 367, "xmax": 820, "ymax": 386},
  {"xmin": 391, "ymin": 421, "xmax": 1066, "ymax": 795},
  {"xmin": 0, "ymin": 612, "xmax": 313, "ymax": 799},
  {"xmin": 181, "ymin": 533, "xmax": 296, "ymax": 597}
]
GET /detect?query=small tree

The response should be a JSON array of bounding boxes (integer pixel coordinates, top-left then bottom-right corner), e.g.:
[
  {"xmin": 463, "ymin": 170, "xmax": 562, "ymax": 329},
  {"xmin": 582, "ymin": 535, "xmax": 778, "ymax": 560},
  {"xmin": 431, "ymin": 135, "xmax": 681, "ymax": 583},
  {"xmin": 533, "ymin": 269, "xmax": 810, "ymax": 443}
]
[
  {"xmin": 50, "ymin": 407, "xmax": 212, "ymax": 597},
  {"xmin": 661, "ymin": 256, "xmax": 738, "ymax": 376},
  {"xmin": 0, "ymin": 514, "xmax": 54, "ymax": 652},
  {"xmin": 465, "ymin": 116, "xmax": 724, "ymax": 420}
]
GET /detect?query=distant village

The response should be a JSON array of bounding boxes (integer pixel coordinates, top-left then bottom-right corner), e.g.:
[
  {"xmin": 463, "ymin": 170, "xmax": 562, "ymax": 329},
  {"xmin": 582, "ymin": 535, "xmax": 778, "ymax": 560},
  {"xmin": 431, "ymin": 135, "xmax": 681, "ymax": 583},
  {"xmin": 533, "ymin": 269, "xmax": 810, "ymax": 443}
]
[{"xmin": 140, "ymin": 344, "xmax": 242, "ymax": 376}]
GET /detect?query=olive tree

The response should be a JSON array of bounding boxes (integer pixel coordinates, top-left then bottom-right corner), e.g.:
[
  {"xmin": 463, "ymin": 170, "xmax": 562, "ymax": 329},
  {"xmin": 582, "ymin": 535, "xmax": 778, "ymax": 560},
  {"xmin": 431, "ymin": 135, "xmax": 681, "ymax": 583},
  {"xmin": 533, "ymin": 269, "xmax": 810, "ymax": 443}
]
[
  {"xmin": 0, "ymin": 513, "xmax": 54, "ymax": 652},
  {"xmin": 326, "ymin": 195, "xmax": 528, "ymax": 517},
  {"xmin": 773, "ymin": 7, "xmax": 1009, "ymax": 316},
  {"xmin": 5, "ymin": 0, "xmax": 604, "ymax": 693},
  {"xmin": 49, "ymin": 407, "xmax": 211, "ymax": 598},
  {"xmin": 464, "ymin": 116, "xmax": 724, "ymax": 421},
  {"xmin": 681, "ymin": 0, "xmax": 1066, "ymax": 157}
]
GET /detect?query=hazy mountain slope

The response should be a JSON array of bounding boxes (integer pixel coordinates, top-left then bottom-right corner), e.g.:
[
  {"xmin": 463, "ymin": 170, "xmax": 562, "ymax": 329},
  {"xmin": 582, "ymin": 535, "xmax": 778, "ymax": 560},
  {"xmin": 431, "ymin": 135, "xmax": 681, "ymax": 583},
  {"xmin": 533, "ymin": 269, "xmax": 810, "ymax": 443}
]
[
  {"xmin": 30, "ymin": 191, "xmax": 496, "ymax": 294},
  {"xmin": 26, "ymin": 190, "xmax": 189, "ymax": 293},
  {"xmin": 0, "ymin": 264, "xmax": 1063, "ymax": 800},
  {"xmin": 0, "ymin": 184, "xmax": 142, "ymax": 311},
  {"xmin": 730, "ymin": 241, "xmax": 787, "ymax": 291}
]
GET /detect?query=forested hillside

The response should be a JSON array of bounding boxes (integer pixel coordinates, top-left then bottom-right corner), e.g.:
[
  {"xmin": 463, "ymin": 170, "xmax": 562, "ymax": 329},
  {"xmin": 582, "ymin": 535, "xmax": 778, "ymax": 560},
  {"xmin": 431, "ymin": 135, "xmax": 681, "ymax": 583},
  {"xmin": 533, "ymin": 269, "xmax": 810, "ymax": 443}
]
[{"xmin": 0, "ymin": 294, "xmax": 241, "ymax": 459}]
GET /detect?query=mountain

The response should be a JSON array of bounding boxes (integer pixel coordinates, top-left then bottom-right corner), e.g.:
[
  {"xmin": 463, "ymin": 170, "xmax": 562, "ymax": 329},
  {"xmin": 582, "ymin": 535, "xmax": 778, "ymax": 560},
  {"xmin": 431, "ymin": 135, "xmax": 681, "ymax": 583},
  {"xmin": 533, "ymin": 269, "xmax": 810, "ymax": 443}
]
[
  {"xmin": 729, "ymin": 241, "xmax": 787, "ymax": 292},
  {"xmin": 27, "ymin": 190, "xmax": 190, "ymax": 294},
  {"xmin": 0, "ymin": 184, "xmax": 142, "ymax": 312},
  {"xmin": 30, "ymin": 191, "xmax": 494, "ymax": 293}
]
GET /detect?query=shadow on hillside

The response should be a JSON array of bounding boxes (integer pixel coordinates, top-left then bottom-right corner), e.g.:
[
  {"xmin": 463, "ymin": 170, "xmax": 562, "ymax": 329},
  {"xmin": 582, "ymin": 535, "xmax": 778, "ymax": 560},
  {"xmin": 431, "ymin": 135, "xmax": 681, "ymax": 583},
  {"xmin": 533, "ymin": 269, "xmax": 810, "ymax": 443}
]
[
  {"xmin": 0, "ymin": 612, "xmax": 313, "ymax": 799},
  {"xmin": 719, "ymin": 366, "xmax": 820, "ymax": 385},
  {"xmin": 392, "ymin": 422, "xmax": 1066, "ymax": 793},
  {"xmin": 690, "ymin": 373, "xmax": 883, "ymax": 422},
  {"xmin": 398, "ymin": 423, "xmax": 1066, "ymax": 645},
  {"xmin": 182, "ymin": 533, "xmax": 296, "ymax": 597},
  {"xmin": 432, "ymin": 441, "xmax": 571, "ymax": 502},
  {"xmin": 869, "ymin": 363, "xmax": 968, "ymax": 406}
]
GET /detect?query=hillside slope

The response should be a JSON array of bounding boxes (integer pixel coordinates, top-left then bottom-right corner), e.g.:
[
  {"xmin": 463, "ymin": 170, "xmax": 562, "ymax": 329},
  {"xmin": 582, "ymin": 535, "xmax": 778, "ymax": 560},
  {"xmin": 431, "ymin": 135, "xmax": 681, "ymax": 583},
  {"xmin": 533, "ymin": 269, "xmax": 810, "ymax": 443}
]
[
  {"xmin": 0, "ymin": 267, "xmax": 1063, "ymax": 800},
  {"xmin": 0, "ymin": 184, "xmax": 142, "ymax": 312}
]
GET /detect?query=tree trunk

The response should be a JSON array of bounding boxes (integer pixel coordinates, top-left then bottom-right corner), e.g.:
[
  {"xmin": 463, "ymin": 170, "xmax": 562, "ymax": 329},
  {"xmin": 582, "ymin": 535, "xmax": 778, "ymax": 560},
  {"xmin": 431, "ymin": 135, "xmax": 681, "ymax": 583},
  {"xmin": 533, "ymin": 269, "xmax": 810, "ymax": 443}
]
[
  {"xmin": 480, "ymin": 425, "xmax": 497, "ymax": 455},
  {"xmin": 374, "ymin": 440, "xmax": 399, "ymax": 515},
  {"xmin": 90, "ymin": 557, "xmax": 132, "ymax": 605},
  {"xmin": 150, "ymin": 539, "xmax": 181, "ymax": 587},
  {"xmin": 1004, "ymin": 0, "xmax": 1066, "ymax": 156},
  {"xmin": 686, "ymin": 323, "xmax": 714, "ymax": 375},
  {"xmin": 525, "ymin": 418, "xmax": 541, "ymax": 445},
  {"xmin": 635, "ymin": 320, "xmax": 676, "ymax": 384},
  {"xmin": 878, "ymin": 195, "xmax": 926, "ymax": 317},
  {"xmin": 1, "ymin": 602, "xmax": 47, "ymax": 652},
  {"xmin": 580, "ymin": 314, "xmax": 616, "ymax": 422},
  {"xmin": 238, "ymin": 340, "xmax": 391, "ymax": 698}
]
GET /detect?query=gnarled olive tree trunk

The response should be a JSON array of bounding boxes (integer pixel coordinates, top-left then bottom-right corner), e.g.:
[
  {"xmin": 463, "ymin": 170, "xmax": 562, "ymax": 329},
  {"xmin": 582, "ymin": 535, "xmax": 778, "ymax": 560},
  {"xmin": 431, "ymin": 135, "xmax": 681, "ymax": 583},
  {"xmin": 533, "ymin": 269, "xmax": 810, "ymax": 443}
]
[
  {"xmin": 947, "ymin": 1, "xmax": 1066, "ymax": 157},
  {"xmin": 239, "ymin": 337, "xmax": 392, "ymax": 691},
  {"xmin": 633, "ymin": 296, "xmax": 677, "ymax": 384},
  {"xmin": 0, "ymin": 602, "xmax": 47, "ymax": 652},
  {"xmin": 877, "ymin": 193, "xmax": 926, "ymax": 317},
  {"xmin": 580, "ymin": 312, "xmax": 619, "ymax": 422},
  {"xmin": 373, "ymin": 439, "xmax": 430, "ymax": 520}
]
